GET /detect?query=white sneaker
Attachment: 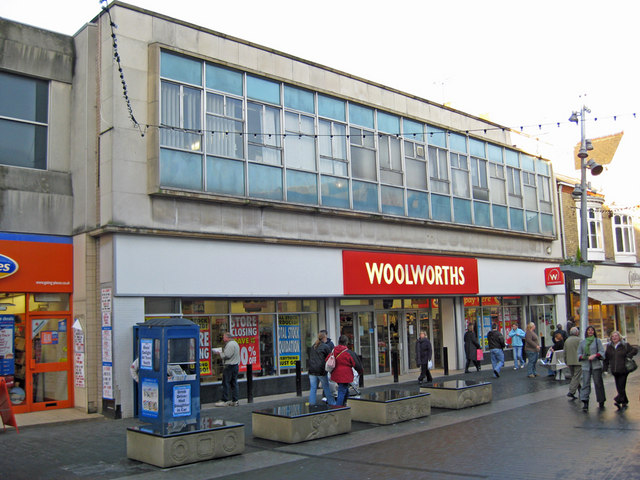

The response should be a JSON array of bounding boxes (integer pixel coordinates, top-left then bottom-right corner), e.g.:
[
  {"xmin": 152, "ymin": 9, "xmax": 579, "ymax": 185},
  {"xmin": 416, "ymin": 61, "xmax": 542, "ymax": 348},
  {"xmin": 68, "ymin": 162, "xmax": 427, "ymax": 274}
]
[
  {"xmin": 227, "ymin": 401, "xmax": 239, "ymax": 406},
  {"xmin": 214, "ymin": 401, "xmax": 227, "ymax": 407}
]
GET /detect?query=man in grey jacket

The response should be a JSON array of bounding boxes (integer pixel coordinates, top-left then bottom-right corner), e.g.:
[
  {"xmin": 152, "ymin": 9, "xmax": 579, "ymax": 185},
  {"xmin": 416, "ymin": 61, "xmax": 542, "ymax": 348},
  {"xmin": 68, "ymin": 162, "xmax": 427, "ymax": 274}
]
[
  {"xmin": 215, "ymin": 332, "xmax": 241, "ymax": 406},
  {"xmin": 564, "ymin": 327, "xmax": 581, "ymax": 400}
]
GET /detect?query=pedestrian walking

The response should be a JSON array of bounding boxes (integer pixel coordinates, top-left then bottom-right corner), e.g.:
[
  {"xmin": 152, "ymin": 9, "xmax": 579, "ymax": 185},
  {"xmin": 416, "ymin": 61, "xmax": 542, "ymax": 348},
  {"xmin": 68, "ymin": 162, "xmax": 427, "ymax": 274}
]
[
  {"xmin": 554, "ymin": 323, "xmax": 568, "ymax": 341},
  {"xmin": 416, "ymin": 330, "xmax": 433, "ymax": 384},
  {"xmin": 524, "ymin": 322, "xmax": 541, "ymax": 378},
  {"xmin": 564, "ymin": 327, "xmax": 582, "ymax": 400},
  {"xmin": 331, "ymin": 335, "xmax": 357, "ymax": 406},
  {"xmin": 487, "ymin": 324, "xmax": 505, "ymax": 377},
  {"xmin": 214, "ymin": 332, "xmax": 240, "ymax": 406},
  {"xmin": 577, "ymin": 325, "xmax": 606, "ymax": 411},
  {"xmin": 603, "ymin": 331, "xmax": 638, "ymax": 409},
  {"xmin": 320, "ymin": 329, "xmax": 335, "ymax": 350},
  {"xmin": 464, "ymin": 323, "xmax": 482, "ymax": 373},
  {"xmin": 508, "ymin": 322, "xmax": 526, "ymax": 369},
  {"xmin": 307, "ymin": 331, "xmax": 335, "ymax": 405}
]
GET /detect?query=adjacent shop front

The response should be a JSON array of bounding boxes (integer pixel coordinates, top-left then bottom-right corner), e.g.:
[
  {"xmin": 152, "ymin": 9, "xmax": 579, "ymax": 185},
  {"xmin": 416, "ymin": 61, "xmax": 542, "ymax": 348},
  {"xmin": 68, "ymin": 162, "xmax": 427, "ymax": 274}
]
[{"xmin": 0, "ymin": 232, "xmax": 73, "ymax": 413}]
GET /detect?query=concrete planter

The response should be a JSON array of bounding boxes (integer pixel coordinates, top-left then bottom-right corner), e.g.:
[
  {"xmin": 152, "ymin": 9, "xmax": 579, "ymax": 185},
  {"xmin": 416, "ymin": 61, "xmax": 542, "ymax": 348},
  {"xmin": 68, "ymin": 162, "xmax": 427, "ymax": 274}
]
[{"xmin": 560, "ymin": 264, "xmax": 594, "ymax": 280}]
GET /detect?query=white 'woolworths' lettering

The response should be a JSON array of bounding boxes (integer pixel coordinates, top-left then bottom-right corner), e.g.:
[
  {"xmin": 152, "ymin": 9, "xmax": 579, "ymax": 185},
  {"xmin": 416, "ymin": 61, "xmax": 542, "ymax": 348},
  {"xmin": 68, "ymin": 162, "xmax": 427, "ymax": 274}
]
[{"xmin": 365, "ymin": 262, "xmax": 465, "ymax": 286}]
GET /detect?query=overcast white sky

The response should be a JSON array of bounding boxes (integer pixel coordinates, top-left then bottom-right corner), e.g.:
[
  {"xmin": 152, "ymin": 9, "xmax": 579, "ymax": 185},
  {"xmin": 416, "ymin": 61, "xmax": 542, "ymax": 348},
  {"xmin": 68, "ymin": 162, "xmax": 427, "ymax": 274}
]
[{"xmin": 2, "ymin": 0, "xmax": 639, "ymax": 209}]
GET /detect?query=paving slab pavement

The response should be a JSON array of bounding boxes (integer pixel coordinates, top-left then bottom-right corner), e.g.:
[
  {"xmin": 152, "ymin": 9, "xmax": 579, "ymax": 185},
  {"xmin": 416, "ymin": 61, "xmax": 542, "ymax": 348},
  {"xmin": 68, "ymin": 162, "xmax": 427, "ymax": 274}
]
[{"xmin": 2, "ymin": 367, "xmax": 639, "ymax": 480}]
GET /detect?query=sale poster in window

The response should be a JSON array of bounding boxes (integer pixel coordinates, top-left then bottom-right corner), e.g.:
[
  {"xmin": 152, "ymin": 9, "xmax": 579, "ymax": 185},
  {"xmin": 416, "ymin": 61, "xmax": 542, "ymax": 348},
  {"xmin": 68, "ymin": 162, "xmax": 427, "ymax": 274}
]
[
  {"xmin": 230, "ymin": 315, "xmax": 261, "ymax": 373},
  {"xmin": 278, "ymin": 315, "xmax": 301, "ymax": 368},
  {"xmin": 193, "ymin": 318, "xmax": 212, "ymax": 376}
]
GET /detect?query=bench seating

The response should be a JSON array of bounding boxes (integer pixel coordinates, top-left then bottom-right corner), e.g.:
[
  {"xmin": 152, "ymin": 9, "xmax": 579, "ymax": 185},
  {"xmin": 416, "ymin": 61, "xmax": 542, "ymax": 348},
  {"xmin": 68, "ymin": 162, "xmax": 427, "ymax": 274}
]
[
  {"xmin": 127, "ymin": 415, "xmax": 244, "ymax": 468},
  {"xmin": 348, "ymin": 388, "xmax": 431, "ymax": 425},
  {"xmin": 420, "ymin": 380, "xmax": 492, "ymax": 409},
  {"xmin": 252, "ymin": 402, "xmax": 350, "ymax": 444},
  {"xmin": 539, "ymin": 350, "xmax": 568, "ymax": 380}
]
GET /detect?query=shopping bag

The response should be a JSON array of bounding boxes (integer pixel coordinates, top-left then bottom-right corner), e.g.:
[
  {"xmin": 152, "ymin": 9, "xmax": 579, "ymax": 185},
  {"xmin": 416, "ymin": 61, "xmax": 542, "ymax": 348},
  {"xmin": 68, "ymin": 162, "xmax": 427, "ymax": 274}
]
[
  {"xmin": 476, "ymin": 349, "xmax": 484, "ymax": 361},
  {"xmin": 428, "ymin": 360, "xmax": 433, "ymax": 370}
]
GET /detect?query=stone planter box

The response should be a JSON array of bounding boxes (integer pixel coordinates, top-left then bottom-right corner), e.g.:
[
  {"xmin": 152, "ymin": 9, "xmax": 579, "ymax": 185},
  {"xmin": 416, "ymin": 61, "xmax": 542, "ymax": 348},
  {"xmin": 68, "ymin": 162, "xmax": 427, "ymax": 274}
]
[
  {"xmin": 348, "ymin": 389, "xmax": 431, "ymax": 425},
  {"xmin": 252, "ymin": 402, "xmax": 350, "ymax": 444},
  {"xmin": 420, "ymin": 380, "xmax": 492, "ymax": 409},
  {"xmin": 560, "ymin": 264, "xmax": 594, "ymax": 280},
  {"xmin": 127, "ymin": 416, "xmax": 244, "ymax": 468}
]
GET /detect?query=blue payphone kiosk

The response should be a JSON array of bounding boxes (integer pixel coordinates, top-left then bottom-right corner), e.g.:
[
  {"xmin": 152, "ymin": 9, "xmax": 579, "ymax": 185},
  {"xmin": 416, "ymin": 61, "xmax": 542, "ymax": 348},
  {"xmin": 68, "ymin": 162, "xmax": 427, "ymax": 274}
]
[{"xmin": 133, "ymin": 318, "xmax": 200, "ymax": 426}]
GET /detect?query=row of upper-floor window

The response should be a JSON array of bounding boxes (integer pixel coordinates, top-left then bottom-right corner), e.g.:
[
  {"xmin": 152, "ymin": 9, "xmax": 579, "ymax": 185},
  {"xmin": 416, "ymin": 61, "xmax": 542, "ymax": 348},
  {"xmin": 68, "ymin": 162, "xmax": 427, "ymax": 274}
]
[
  {"xmin": 585, "ymin": 208, "xmax": 637, "ymax": 260},
  {"xmin": 158, "ymin": 51, "xmax": 555, "ymax": 235}
]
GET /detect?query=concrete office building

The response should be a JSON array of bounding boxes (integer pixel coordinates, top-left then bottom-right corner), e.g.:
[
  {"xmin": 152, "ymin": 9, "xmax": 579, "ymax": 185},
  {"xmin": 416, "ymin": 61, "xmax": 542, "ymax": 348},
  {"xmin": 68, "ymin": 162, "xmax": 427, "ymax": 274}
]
[{"xmin": 0, "ymin": 2, "xmax": 567, "ymax": 418}]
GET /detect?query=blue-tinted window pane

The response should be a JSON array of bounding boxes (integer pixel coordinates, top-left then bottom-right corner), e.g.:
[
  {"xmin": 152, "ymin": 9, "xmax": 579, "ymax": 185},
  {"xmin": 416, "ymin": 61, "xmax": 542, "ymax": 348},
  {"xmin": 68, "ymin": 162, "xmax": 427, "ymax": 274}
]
[
  {"xmin": 284, "ymin": 85, "xmax": 314, "ymax": 114},
  {"xmin": 449, "ymin": 133, "xmax": 467, "ymax": 153},
  {"xmin": 403, "ymin": 118, "xmax": 424, "ymax": 142},
  {"xmin": 248, "ymin": 163, "xmax": 282, "ymax": 200},
  {"xmin": 206, "ymin": 63, "xmax": 242, "ymax": 95},
  {"xmin": 321, "ymin": 175, "xmax": 349, "ymax": 208},
  {"xmin": 318, "ymin": 95, "xmax": 345, "ymax": 121},
  {"xmin": 474, "ymin": 201, "xmax": 491, "ymax": 227},
  {"xmin": 349, "ymin": 104, "xmax": 374, "ymax": 129},
  {"xmin": 0, "ymin": 120, "xmax": 47, "ymax": 169},
  {"xmin": 453, "ymin": 198, "xmax": 472, "ymax": 223},
  {"xmin": 427, "ymin": 125, "xmax": 446, "ymax": 148},
  {"xmin": 381, "ymin": 186, "xmax": 404, "ymax": 215},
  {"xmin": 206, "ymin": 156, "xmax": 244, "ymax": 195},
  {"xmin": 0, "ymin": 71, "xmax": 48, "ymax": 122},
  {"xmin": 431, "ymin": 194, "xmax": 451, "ymax": 222},
  {"xmin": 247, "ymin": 75, "xmax": 280, "ymax": 104},
  {"xmin": 537, "ymin": 159, "xmax": 550, "ymax": 175},
  {"xmin": 521, "ymin": 155, "xmax": 535, "ymax": 171},
  {"xmin": 488, "ymin": 144, "xmax": 503, "ymax": 163},
  {"xmin": 161, "ymin": 51, "xmax": 202, "ymax": 85},
  {"xmin": 505, "ymin": 149, "xmax": 519, "ymax": 167},
  {"xmin": 407, "ymin": 190, "xmax": 429, "ymax": 219},
  {"xmin": 160, "ymin": 149, "xmax": 202, "ymax": 190},
  {"xmin": 526, "ymin": 210, "xmax": 539, "ymax": 233},
  {"xmin": 492, "ymin": 205, "xmax": 509, "ymax": 229},
  {"xmin": 469, "ymin": 138, "xmax": 485, "ymax": 157},
  {"xmin": 353, "ymin": 180, "xmax": 378, "ymax": 212},
  {"xmin": 377, "ymin": 111, "xmax": 400, "ymax": 134},
  {"xmin": 287, "ymin": 169, "xmax": 318, "ymax": 204},
  {"xmin": 541, "ymin": 213, "xmax": 554, "ymax": 235},
  {"xmin": 510, "ymin": 208, "xmax": 524, "ymax": 231}
]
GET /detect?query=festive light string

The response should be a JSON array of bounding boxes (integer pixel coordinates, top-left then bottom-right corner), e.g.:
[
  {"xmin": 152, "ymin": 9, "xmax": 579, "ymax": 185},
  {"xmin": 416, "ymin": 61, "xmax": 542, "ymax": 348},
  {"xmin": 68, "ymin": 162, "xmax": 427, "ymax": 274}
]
[{"xmin": 101, "ymin": 1, "xmax": 147, "ymax": 137}]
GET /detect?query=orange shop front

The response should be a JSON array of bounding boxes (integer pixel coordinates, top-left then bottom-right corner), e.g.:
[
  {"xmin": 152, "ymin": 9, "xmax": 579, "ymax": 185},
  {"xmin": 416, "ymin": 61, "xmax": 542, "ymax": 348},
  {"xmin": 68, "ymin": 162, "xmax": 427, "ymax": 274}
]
[{"xmin": 0, "ymin": 232, "xmax": 73, "ymax": 413}]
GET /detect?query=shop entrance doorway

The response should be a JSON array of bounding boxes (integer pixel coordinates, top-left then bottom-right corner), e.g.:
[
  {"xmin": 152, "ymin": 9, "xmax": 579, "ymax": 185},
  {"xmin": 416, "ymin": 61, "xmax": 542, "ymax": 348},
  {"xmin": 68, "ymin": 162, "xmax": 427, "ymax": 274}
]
[
  {"xmin": 339, "ymin": 310, "xmax": 375, "ymax": 375},
  {"xmin": 1, "ymin": 293, "xmax": 73, "ymax": 414}
]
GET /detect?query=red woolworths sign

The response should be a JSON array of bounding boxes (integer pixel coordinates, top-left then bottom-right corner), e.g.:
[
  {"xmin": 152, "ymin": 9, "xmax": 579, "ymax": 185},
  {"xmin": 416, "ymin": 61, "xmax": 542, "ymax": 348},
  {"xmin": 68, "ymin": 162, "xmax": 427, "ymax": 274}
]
[
  {"xmin": 545, "ymin": 267, "xmax": 564, "ymax": 286},
  {"xmin": 343, "ymin": 251, "xmax": 479, "ymax": 295}
]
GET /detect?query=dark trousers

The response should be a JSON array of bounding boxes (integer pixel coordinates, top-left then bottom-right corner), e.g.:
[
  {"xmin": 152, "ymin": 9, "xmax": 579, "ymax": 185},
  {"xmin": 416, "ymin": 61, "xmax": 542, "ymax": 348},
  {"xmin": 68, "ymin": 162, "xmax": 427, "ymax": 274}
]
[
  {"xmin": 465, "ymin": 358, "xmax": 481, "ymax": 372},
  {"xmin": 222, "ymin": 363, "xmax": 239, "ymax": 402},
  {"xmin": 418, "ymin": 363, "xmax": 433, "ymax": 382},
  {"xmin": 613, "ymin": 372, "xmax": 630, "ymax": 404}
]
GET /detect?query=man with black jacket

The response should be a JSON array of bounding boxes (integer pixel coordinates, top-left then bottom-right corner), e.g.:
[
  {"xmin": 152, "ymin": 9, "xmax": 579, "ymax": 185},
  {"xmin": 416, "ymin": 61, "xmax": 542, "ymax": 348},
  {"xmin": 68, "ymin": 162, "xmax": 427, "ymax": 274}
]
[
  {"xmin": 416, "ymin": 331, "xmax": 433, "ymax": 384},
  {"xmin": 487, "ymin": 324, "xmax": 506, "ymax": 378}
]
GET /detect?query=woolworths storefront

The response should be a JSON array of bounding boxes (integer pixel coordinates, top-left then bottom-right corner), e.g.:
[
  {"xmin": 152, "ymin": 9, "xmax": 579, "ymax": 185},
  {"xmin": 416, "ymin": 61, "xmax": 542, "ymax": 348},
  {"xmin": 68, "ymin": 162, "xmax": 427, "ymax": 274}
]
[{"xmin": 106, "ymin": 234, "xmax": 565, "ymax": 417}]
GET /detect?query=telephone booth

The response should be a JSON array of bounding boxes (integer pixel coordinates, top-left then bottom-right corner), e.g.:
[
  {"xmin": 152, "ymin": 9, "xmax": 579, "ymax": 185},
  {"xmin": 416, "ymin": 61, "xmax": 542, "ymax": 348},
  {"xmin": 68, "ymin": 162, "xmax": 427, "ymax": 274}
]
[{"xmin": 133, "ymin": 318, "xmax": 200, "ymax": 426}]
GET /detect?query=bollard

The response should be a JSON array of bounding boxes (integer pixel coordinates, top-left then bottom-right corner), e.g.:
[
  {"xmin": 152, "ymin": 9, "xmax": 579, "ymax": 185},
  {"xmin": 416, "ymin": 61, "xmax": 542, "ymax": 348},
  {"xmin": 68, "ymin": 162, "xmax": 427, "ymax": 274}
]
[
  {"xmin": 246, "ymin": 365, "xmax": 253, "ymax": 403},
  {"xmin": 295, "ymin": 360, "xmax": 302, "ymax": 397},
  {"xmin": 442, "ymin": 346, "xmax": 449, "ymax": 376},
  {"xmin": 541, "ymin": 337, "xmax": 546, "ymax": 357},
  {"xmin": 358, "ymin": 354, "xmax": 364, "ymax": 387},
  {"xmin": 392, "ymin": 350, "xmax": 399, "ymax": 383}
]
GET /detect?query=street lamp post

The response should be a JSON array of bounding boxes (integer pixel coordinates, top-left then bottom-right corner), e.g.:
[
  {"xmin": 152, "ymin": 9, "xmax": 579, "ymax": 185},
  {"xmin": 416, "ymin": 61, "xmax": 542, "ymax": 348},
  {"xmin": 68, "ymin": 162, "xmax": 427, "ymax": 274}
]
[{"xmin": 569, "ymin": 106, "xmax": 603, "ymax": 336}]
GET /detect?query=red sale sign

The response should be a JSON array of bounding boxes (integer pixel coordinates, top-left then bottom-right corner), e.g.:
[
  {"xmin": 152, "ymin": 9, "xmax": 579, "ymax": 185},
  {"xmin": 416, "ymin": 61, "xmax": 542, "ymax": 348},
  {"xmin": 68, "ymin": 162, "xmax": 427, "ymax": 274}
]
[
  {"xmin": 343, "ymin": 250, "xmax": 478, "ymax": 295},
  {"xmin": 230, "ymin": 315, "xmax": 261, "ymax": 372}
]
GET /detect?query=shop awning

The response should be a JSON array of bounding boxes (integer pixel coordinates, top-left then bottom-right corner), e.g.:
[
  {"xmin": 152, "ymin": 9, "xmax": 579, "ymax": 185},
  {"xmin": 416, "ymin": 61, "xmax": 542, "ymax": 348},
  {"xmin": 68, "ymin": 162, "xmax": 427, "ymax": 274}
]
[
  {"xmin": 588, "ymin": 290, "xmax": 639, "ymax": 304},
  {"xmin": 619, "ymin": 289, "xmax": 640, "ymax": 300}
]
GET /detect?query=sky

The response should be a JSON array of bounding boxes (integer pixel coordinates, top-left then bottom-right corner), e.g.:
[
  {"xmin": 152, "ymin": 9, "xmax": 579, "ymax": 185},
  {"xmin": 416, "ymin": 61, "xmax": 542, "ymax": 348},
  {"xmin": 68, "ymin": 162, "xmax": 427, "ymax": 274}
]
[{"xmin": 2, "ymin": 0, "xmax": 639, "ymax": 210}]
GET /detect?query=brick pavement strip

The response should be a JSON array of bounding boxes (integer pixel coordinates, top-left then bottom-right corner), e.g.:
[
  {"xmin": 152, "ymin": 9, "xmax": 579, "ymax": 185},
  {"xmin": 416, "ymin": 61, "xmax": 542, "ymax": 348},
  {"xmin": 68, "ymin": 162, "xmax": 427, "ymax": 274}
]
[{"xmin": 1, "ymin": 370, "xmax": 639, "ymax": 480}]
